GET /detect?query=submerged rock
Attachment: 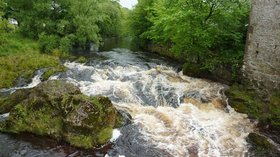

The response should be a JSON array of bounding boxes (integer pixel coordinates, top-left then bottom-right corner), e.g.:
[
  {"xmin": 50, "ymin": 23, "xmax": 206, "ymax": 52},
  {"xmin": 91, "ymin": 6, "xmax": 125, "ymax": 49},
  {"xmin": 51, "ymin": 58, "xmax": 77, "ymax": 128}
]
[{"xmin": 0, "ymin": 80, "xmax": 123, "ymax": 149}]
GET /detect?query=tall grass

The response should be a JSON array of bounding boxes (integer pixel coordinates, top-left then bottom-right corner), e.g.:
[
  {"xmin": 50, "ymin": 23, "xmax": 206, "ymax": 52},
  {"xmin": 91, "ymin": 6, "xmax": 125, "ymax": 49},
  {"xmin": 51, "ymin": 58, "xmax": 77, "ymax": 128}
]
[{"xmin": 0, "ymin": 33, "xmax": 63, "ymax": 88}]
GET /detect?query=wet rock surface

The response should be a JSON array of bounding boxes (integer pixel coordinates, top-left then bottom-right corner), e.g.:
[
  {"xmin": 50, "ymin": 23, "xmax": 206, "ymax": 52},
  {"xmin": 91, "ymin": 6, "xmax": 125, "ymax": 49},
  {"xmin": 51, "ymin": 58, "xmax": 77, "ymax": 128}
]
[
  {"xmin": 108, "ymin": 124, "xmax": 172, "ymax": 157},
  {"xmin": 226, "ymin": 84, "xmax": 280, "ymax": 156},
  {"xmin": 247, "ymin": 133, "xmax": 280, "ymax": 157},
  {"xmin": 0, "ymin": 80, "xmax": 124, "ymax": 149}
]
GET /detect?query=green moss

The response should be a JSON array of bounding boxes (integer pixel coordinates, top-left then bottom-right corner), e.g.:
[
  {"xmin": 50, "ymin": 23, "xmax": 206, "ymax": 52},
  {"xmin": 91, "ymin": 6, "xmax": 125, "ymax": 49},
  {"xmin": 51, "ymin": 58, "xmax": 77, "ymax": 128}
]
[
  {"xmin": 76, "ymin": 56, "xmax": 87, "ymax": 63},
  {"xmin": 0, "ymin": 80, "xmax": 123, "ymax": 149},
  {"xmin": 247, "ymin": 133, "xmax": 280, "ymax": 157},
  {"xmin": 248, "ymin": 133, "xmax": 274, "ymax": 149},
  {"xmin": 226, "ymin": 84, "xmax": 262, "ymax": 118},
  {"xmin": 66, "ymin": 134, "xmax": 94, "ymax": 149},
  {"xmin": 91, "ymin": 97, "xmax": 104, "ymax": 111},
  {"xmin": 42, "ymin": 66, "xmax": 67, "ymax": 81},
  {"xmin": 0, "ymin": 97, "xmax": 9, "ymax": 114},
  {"xmin": 270, "ymin": 92, "xmax": 280, "ymax": 106},
  {"xmin": 226, "ymin": 84, "xmax": 280, "ymax": 130},
  {"xmin": 0, "ymin": 90, "xmax": 29, "ymax": 114},
  {"xmin": 268, "ymin": 92, "xmax": 280, "ymax": 130},
  {"xmin": 98, "ymin": 127, "xmax": 113, "ymax": 144},
  {"xmin": 4, "ymin": 103, "xmax": 63, "ymax": 137}
]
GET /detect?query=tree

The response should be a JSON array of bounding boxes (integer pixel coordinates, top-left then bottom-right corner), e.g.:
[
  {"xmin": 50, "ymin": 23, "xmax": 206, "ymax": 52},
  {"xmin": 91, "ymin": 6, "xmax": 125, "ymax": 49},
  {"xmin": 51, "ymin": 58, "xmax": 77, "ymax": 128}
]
[
  {"xmin": 130, "ymin": 0, "xmax": 250, "ymax": 76},
  {"xmin": 6, "ymin": 0, "xmax": 123, "ymax": 53},
  {"xmin": 129, "ymin": 0, "xmax": 154, "ymax": 38},
  {"xmin": 0, "ymin": 0, "xmax": 15, "ymax": 33}
]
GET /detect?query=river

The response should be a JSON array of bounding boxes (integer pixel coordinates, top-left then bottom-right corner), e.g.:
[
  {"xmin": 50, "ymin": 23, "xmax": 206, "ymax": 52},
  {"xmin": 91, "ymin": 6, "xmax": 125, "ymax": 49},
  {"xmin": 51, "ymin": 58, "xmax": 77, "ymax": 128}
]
[{"xmin": 0, "ymin": 45, "xmax": 255, "ymax": 156}]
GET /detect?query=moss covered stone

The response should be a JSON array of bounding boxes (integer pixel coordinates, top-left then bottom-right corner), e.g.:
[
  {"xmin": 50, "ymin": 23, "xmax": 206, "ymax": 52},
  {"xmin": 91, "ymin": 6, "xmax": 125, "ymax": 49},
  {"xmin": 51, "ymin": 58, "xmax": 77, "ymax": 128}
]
[
  {"xmin": 76, "ymin": 56, "xmax": 87, "ymax": 63},
  {"xmin": 0, "ymin": 80, "xmax": 124, "ymax": 149},
  {"xmin": 247, "ymin": 133, "xmax": 280, "ymax": 157},
  {"xmin": 226, "ymin": 85, "xmax": 280, "ymax": 156},
  {"xmin": 42, "ymin": 66, "xmax": 67, "ymax": 81},
  {"xmin": 225, "ymin": 84, "xmax": 262, "ymax": 119},
  {"xmin": 226, "ymin": 84, "xmax": 280, "ymax": 130}
]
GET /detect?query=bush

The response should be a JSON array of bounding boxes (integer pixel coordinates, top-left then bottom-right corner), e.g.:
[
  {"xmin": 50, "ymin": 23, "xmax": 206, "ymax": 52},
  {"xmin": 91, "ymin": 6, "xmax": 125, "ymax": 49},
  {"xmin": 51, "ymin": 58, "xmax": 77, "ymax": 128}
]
[
  {"xmin": 59, "ymin": 36, "xmax": 74, "ymax": 53},
  {"xmin": 38, "ymin": 34, "xmax": 60, "ymax": 53},
  {"xmin": 0, "ymin": 19, "xmax": 16, "ymax": 33}
]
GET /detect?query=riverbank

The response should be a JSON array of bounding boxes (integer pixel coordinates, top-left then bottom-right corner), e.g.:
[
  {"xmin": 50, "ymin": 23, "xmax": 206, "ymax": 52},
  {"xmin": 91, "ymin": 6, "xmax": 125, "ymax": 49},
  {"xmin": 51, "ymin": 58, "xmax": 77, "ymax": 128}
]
[
  {"xmin": 142, "ymin": 43, "xmax": 242, "ymax": 85},
  {"xmin": 0, "ymin": 33, "xmax": 65, "ymax": 89}
]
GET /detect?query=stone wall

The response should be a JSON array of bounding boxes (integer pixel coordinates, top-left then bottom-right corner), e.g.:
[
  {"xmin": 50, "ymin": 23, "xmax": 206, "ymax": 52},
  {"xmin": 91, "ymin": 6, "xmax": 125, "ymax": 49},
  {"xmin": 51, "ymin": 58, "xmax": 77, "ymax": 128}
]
[{"xmin": 244, "ymin": 0, "xmax": 280, "ymax": 94}]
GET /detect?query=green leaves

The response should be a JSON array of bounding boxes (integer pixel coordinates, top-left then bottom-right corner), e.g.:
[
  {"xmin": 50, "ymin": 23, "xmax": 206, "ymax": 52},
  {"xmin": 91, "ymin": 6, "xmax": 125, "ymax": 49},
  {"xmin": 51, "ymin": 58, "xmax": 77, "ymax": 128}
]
[
  {"xmin": 130, "ymin": 0, "xmax": 250, "ymax": 78},
  {"xmin": 6, "ymin": 0, "xmax": 123, "ymax": 53}
]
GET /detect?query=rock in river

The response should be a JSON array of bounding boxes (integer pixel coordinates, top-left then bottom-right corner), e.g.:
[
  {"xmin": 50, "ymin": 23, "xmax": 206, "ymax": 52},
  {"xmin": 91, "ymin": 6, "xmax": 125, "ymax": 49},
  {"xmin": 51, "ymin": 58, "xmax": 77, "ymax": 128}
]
[{"xmin": 0, "ymin": 80, "xmax": 123, "ymax": 149}]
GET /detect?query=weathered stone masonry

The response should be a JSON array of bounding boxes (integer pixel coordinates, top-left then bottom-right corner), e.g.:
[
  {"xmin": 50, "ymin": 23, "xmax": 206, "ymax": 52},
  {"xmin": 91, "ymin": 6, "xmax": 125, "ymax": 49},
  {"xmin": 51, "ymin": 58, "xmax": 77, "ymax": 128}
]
[{"xmin": 244, "ymin": 0, "xmax": 280, "ymax": 94}]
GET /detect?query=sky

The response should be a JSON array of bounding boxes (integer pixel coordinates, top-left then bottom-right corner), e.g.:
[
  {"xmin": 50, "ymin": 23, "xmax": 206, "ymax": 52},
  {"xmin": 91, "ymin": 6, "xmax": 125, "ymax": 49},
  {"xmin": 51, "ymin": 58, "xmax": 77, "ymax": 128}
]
[{"xmin": 119, "ymin": 0, "xmax": 138, "ymax": 9}]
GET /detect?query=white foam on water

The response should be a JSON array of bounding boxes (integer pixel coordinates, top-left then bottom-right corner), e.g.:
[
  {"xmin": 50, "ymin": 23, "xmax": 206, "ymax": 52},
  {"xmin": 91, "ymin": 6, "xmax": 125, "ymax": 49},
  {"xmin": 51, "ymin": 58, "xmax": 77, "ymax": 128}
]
[
  {"xmin": 110, "ymin": 129, "xmax": 122, "ymax": 142},
  {"xmin": 49, "ymin": 75, "xmax": 59, "ymax": 80},
  {"xmin": 0, "ymin": 113, "xmax": 10, "ymax": 118},
  {"xmin": 0, "ymin": 70, "xmax": 43, "ymax": 94},
  {"xmin": 105, "ymin": 154, "xmax": 125, "ymax": 157},
  {"xmin": 26, "ymin": 71, "xmax": 43, "ymax": 88},
  {"xmin": 128, "ymin": 103, "xmax": 253, "ymax": 157},
  {"xmin": 61, "ymin": 62, "xmax": 255, "ymax": 156}
]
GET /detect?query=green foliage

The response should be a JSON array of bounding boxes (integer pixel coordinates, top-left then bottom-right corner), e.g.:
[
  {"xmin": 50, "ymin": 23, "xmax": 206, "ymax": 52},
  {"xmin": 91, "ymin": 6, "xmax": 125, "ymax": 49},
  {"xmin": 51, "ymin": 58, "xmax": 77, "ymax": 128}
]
[
  {"xmin": 0, "ymin": 33, "xmax": 63, "ymax": 88},
  {"xmin": 38, "ymin": 34, "xmax": 60, "ymax": 53},
  {"xmin": 130, "ymin": 0, "xmax": 250, "ymax": 79},
  {"xmin": 7, "ymin": 0, "xmax": 123, "ymax": 53},
  {"xmin": 119, "ymin": 7, "xmax": 132, "ymax": 37},
  {"xmin": 0, "ymin": 18, "xmax": 15, "ymax": 33},
  {"xmin": 0, "ymin": 0, "xmax": 16, "ymax": 33}
]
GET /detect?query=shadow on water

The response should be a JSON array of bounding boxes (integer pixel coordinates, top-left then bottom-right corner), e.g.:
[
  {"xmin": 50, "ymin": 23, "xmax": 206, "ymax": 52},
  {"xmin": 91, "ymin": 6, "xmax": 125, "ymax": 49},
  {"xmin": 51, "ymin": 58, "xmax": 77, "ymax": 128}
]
[{"xmin": 99, "ymin": 37, "xmax": 140, "ymax": 52}]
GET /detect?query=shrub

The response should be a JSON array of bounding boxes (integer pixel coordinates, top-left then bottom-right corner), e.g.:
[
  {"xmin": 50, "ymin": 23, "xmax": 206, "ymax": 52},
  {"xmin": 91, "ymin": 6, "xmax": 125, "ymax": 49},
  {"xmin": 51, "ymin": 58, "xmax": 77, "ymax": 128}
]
[{"xmin": 38, "ymin": 34, "xmax": 60, "ymax": 53}]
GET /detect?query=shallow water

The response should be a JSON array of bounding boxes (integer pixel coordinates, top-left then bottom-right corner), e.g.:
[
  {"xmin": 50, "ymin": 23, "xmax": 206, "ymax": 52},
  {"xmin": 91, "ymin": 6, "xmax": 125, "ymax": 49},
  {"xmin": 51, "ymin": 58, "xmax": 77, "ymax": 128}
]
[{"xmin": 0, "ymin": 48, "xmax": 255, "ymax": 157}]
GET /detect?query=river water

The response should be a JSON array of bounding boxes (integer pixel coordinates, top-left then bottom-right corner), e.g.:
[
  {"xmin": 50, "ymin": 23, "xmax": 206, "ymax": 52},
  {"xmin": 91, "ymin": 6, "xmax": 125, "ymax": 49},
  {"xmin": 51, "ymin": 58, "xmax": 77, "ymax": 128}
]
[{"xmin": 0, "ymin": 47, "xmax": 255, "ymax": 157}]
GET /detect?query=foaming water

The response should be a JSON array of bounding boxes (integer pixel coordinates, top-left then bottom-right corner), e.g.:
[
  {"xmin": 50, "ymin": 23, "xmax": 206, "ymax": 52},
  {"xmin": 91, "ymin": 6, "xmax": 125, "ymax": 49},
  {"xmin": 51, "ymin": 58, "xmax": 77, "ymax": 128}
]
[
  {"xmin": 52, "ymin": 49, "xmax": 255, "ymax": 157},
  {"xmin": 0, "ymin": 69, "xmax": 43, "ymax": 95},
  {"xmin": 110, "ymin": 129, "xmax": 122, "ymax": 142}
]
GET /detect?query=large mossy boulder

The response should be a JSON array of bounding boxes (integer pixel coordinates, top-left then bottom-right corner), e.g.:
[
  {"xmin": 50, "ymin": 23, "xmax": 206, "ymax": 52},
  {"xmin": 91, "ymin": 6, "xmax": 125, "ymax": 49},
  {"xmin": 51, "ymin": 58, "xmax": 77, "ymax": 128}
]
[{"xmin": 0, "ymin": 80, "xmax": 123, "ymax": 149}]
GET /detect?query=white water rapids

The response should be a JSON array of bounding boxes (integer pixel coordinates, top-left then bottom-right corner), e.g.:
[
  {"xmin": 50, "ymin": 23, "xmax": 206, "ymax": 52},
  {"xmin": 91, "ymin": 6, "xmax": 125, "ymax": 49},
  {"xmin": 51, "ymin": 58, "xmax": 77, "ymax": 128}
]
[
  {"xmin": 51, "ymin": 49, "xmax": 255, "ymax": 157},
  {"xmin": 0, "ymin": 49, "xmax": 255, "ymax": 157}
]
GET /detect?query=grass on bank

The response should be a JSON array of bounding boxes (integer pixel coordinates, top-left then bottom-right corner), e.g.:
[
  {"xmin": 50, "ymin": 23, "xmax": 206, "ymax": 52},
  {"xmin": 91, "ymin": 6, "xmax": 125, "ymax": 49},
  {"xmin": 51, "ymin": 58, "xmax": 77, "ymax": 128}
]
[{"xmin": 0, "ymin": 33, "xmax": 65, "ymax": 89}]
